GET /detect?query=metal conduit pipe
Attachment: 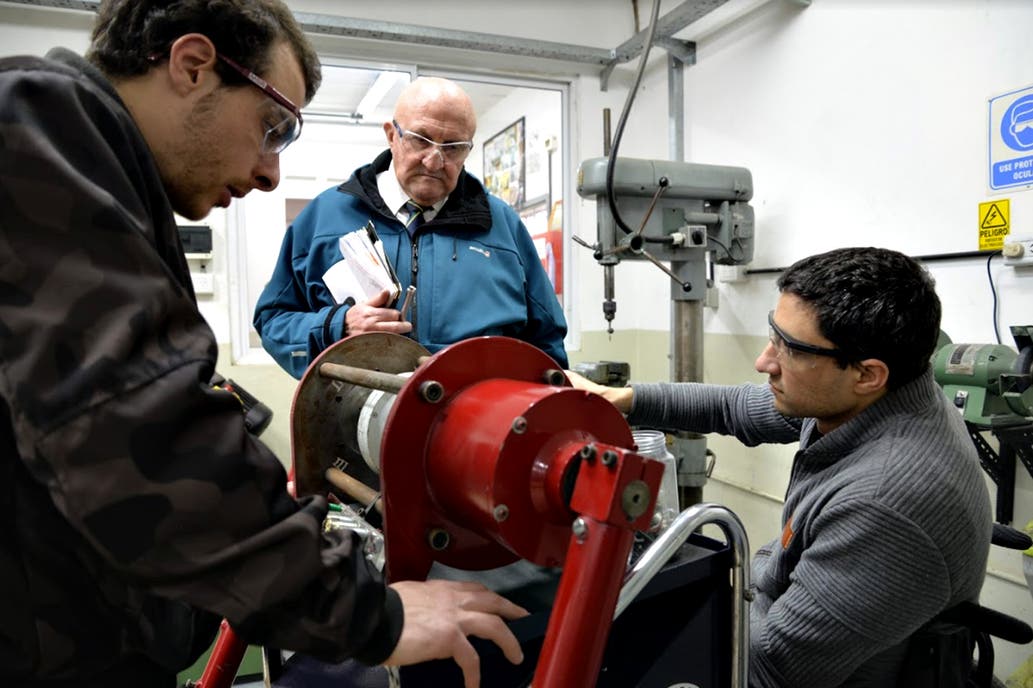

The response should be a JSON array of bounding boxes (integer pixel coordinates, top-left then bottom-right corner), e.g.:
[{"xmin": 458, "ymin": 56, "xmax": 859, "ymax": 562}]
[{"xmin": 615, "ymin": 503, "xmax": 751, "ymax": 688}]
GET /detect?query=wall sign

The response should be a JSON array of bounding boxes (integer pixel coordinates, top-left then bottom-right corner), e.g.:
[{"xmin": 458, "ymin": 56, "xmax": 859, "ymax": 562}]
[
  {"xmin": 989, "ymin": 84, "xmax": 1033, "ymax": 192},
  {"xmin": 978, "ymin": 199, "xmax": 1009, "ymax": 250}
]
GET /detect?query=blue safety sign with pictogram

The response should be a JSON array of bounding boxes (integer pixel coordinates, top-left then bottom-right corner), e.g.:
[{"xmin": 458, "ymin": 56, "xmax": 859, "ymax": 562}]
[{"xmin": 989, "ymin": 84, "xmax": 1033, "ymax": 191}]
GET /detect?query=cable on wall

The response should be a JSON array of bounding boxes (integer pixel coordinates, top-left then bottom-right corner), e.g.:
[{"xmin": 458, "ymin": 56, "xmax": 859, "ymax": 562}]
[{"xmin": 986, "ymin": 250, "xmax": 1002, "ymax": 344}]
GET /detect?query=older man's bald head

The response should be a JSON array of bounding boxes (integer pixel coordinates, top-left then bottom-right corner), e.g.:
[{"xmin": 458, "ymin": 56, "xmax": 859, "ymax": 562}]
[{"xmin": 386, "ymin": 77, "xmax": 477, "ymax": 206}]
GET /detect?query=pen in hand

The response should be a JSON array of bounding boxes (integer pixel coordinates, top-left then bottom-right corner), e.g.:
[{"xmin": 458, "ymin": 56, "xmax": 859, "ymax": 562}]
[{"xmin": 399, "ymin": 285, "xmax": 416, "ymax": 321}]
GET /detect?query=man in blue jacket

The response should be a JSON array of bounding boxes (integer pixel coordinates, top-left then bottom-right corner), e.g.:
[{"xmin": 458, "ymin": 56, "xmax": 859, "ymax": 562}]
[{"xmin": 254, "ymin": 76, "xmax": 568, "ymax": 378}]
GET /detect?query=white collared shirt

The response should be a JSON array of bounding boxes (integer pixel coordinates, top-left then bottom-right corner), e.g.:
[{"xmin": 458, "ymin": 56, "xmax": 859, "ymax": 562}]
[{"xmin": 376, "ymin": 160, "xmax": 447, "ymax": 224}]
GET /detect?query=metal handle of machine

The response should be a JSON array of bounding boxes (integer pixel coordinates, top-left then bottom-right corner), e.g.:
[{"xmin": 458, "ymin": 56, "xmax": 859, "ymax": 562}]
[{"xmin": 615, "ymin": 503, "xmax": 752, "ymax": 688}]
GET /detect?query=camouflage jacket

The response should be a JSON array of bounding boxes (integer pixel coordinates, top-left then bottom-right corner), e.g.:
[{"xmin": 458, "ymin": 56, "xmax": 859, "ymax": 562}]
[{"xmin": 0, "ymin": 49, "xmax": 401, "ymax": 685}]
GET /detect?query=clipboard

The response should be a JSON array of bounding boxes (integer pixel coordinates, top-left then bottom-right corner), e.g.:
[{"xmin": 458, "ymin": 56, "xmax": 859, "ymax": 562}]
[{"xmin": 322, "ymin": 221, "xmax": 401, "ymax": 306}]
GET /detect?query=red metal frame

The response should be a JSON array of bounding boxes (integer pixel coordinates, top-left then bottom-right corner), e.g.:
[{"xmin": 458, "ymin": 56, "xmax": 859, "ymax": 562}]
[
  {"xmin": 191, "ymin": 620, "xmax": 247, "ymax": 688},
  {"xmin": 533, "ymin": 445, "xmax": 661, "ymax": 686}
]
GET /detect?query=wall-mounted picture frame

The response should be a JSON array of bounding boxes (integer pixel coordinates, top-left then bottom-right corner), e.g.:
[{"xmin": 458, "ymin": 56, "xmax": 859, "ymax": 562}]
[{"xmin": 483, "ymin": 117, "xmax": 525, "ymax": 208}]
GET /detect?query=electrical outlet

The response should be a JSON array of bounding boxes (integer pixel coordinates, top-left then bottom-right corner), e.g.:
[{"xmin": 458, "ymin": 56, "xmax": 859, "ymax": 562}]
[
  {"xmin": 191, "ymin": 271, "xmax": 215, "ymax": 294},
  {"xmin": 1002, "ymin": 235, "xmax": 1033, "ymax": 267}
]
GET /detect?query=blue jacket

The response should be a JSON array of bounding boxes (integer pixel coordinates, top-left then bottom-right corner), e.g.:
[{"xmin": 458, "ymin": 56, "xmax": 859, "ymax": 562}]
[{"xmin": 254, "ymin": 151, "xmax": 568, "ymax": 378}]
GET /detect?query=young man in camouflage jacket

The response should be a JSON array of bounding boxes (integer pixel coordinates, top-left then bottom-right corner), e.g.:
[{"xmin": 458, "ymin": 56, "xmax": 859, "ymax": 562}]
[{"xmin": 0, "ymin": 2, "xmax": 524, "ymax": 686}]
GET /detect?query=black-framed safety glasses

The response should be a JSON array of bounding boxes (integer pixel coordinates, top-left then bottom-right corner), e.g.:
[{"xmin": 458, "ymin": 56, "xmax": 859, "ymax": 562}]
[{"xmin": 767, "ymin": 310, "xmax": 843, "ymax": 363}]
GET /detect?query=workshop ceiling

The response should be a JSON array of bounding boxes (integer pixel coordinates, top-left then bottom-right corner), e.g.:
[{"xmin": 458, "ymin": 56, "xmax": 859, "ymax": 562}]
[{"xmin": 0, "ymin": 0, "xmax": 772, "ymax": 123}]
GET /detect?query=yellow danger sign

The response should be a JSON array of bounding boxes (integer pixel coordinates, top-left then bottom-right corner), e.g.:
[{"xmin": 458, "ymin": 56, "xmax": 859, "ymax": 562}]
[{"xmin": 978, "ymin": 199, "xmax": 1010, "ymax": 250}]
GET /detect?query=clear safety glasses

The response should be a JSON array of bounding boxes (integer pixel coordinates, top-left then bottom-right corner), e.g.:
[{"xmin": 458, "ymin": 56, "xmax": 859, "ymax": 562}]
[
  {"xmin": 217, "ymin": 53, "xmax": 303, "ymax": 155},
  {"xmin": 393, "ymin": 120, "xmax": 473, "ymax": 164}
]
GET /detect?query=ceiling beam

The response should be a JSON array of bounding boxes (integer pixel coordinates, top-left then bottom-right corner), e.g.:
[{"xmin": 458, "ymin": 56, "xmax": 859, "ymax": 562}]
[
  {"xmin": 612, "ymin": 0, "xmax": 731, "ymax": 62},
  {"xmin": 293, "ymin": 12, "xmax": 616, "ymax": 67},
  {"xmin": 0, "ymin": 0, "xmax": 745, "ymax": 82}
]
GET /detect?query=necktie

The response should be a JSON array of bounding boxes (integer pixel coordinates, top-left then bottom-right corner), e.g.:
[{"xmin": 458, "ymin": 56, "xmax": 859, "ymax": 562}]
[{"xmin": 404, "ymin": 201, "xmax": 426, "ymax": 237}]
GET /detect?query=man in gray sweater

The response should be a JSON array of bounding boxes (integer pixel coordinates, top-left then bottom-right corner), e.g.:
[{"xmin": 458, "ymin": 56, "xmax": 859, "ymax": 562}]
[{"xmin": 570, "ymin": 247, "xmax": 992, "ymax": 687}]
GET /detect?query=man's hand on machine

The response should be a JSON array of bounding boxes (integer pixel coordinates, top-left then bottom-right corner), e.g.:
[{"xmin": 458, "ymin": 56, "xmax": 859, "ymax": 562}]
[
  {"xmin": 344, "ymin": 289, "xmax": 413, "ymax": 336},
  {"xmin": 385, "ymin": 579, "xmax": 529, "ymax": 688},
  {"xmin": 565, "ymin": 369, "xmax": 635, "ymax": 414}
]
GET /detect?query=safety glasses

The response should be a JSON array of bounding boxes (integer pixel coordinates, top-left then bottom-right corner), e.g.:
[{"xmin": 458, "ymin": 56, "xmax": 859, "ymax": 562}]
[
  {"xmin": 217, "ymin": 53, "xmax": 303, "ymax": 155},
  {"xmin": 393, "ymin": 120, "xmax": 473, "ymax": 164},
  {"xmin": 767, "ymin": 311, "xmax": 843, "ymax": 366}
]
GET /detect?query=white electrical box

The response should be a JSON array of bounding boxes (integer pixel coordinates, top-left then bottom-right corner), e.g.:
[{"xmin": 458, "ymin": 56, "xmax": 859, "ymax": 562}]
[
  {"xmin": 1002, "ymin": 235, "xmax": 1033, "ymax": 267},
  {"xmin": 191, "ymin": 271, "xmax": 215, "ymax": 295},
  {"xmin": 715, "ymin": 264, "xmax": 749, "ymax": 283}
]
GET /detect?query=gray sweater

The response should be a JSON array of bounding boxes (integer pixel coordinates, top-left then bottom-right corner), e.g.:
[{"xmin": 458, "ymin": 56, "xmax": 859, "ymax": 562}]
[{"xmin": 629, "ymin": 369, "xmax": 991, "ymax": 687}]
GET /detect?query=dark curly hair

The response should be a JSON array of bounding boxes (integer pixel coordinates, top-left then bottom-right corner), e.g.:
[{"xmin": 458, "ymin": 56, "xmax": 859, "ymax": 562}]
[
  {"xmin": 777, "ymin": 247, "xmax": 942, "ymax": 390},
  {"xmin": 86, "ymin": 0, "xmax": 321, "ymax": 103}
]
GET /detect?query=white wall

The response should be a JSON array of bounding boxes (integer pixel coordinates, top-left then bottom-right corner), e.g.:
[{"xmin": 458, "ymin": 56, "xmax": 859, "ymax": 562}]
[
  {"xmin": 0, "ymin": 4, "xmax": 90, "ymax": 53},
  {"xmin": 686, "ymin": 0, "xmax": 1033, "ymax": 338}
]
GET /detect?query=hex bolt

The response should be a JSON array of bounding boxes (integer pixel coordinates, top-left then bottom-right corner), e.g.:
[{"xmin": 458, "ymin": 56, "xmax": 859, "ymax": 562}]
[
  {"xmin": 601, "ymin": 449, "xmax": 618, "ymax": 467},
  {"xmin": 511, "ymin": 416, "xmax": 528, "ymax": 434},
  {"xmin": 543, "ymin": 368, "xmax": 567, "ymax": 386},
  {"xmin": 579, "ymin": 443, "xmax": 597, "ymax": 462},
  {"xmin": 419, "ymin": 380, "xmax": 444, "ymax": 403},
  {"xmin": 427, "ymin": 528, "xmax": 450, "ymax": 551},
  {"xmin": 493, "ymin": 504, "xmax": 510, "ymax": 522},
  {"xmin": 572, "ymin": 517, "xmax": 588, "ymax": 542}
]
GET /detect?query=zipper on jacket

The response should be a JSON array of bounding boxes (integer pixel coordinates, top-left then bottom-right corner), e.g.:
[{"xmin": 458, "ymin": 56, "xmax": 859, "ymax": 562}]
[{"xmin": 409, "ymin": 236, "xmax": 419, "ymax": 336}]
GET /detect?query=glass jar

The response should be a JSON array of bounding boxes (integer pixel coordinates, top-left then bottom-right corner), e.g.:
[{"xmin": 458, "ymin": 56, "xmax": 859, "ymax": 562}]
[{"xmin": 632, "ymin": 429, "xmax": 680, "ymax": 531}]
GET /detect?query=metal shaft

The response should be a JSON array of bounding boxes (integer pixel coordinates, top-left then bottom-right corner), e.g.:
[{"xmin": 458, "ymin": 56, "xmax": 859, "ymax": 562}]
[
  {"xmin": 325, "ymin": 467, "xmax": 382, "ymax": 514},
  {"xmin": 672, "ymin": 299, "xmax": 703, "ymax": 382},
  {"xmin": 319, "ymin": 362, "xmax": 407, "ymax": 393},
  {"xmin": 673, "ymin": 298, "xmax": 705, "ymax": 506}
]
